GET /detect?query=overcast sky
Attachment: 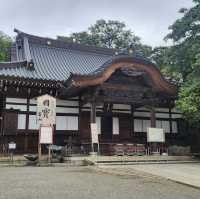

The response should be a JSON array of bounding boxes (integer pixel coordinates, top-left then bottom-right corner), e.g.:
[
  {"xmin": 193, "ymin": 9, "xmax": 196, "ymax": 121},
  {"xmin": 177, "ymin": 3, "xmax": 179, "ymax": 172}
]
[{"xmin": 0, "ymin": 0, "xmax": 194, "ymax": 47}]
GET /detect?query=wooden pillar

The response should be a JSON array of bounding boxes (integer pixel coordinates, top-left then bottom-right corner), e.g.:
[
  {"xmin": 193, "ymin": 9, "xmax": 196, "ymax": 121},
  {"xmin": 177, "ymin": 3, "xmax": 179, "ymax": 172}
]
[
  {"xmin": 90, "ymin": 101, "xmax": 96, "ymax": 152},
  {"xmin": 131, "ymin": 105, "xmax": 134, "ymax": 136},
  {"xmin": 150, "ymin": 107, "xmax": 157, "ymax": 153},
  {"xmin": 0, "ymin": 94, "xmax": 6, "ymax": 154},
  {"xmin": 78, "ymin": 96, "xmax": 82, "ymax": 134},
  {"xmin": 24, "ymin": 97, "xmax": 30, "ymax": 153},
  {"xmin": 150, "ymin": 108, "xmax": 156, "ymax": 128},
  {"xmin": 169, "ymin": 107, "xmax": 172, "ymax": 134},
  {"xmin": 90, "ymin": 101, "xmax": 96, "ymax": 123}
]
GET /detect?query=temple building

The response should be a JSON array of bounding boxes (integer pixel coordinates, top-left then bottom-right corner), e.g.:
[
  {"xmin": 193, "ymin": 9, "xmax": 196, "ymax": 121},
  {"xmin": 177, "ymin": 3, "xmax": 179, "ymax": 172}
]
[{"xmin": 0, "ymin": 29, "xmax": 186, "ymax": 154}]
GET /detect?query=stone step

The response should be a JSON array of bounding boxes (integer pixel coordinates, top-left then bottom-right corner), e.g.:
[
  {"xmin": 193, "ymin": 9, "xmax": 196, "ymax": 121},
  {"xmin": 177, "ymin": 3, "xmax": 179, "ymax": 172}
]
[{"xmin": 96, "ymin": 160, "xmax": 200, "ymax": 166}]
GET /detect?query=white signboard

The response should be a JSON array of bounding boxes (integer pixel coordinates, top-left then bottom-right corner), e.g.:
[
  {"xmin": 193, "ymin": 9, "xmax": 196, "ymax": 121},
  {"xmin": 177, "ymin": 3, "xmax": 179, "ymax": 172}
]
[
  {"xmin": 37, "ymin": 94, "xmax": 56, "ymax": 125},
  {"xmin": 90, "ymin": 123, "xmax": 99, "ymax": 144},
  {"xmin": 9, "ymin": 142, "xmax": 16, "ymax": 150},
  {"xmin": 40, "ymin": 126, "xmax": 53, "ymax": 144},
  {"xmin": 147, "ymin": 127, "xmax": 165, "ymax": 143}
]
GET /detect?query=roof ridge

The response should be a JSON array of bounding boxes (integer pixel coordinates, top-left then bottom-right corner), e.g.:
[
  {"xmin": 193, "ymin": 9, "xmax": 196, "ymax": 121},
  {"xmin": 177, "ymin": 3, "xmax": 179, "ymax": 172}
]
[
  {"xmin": 32, "ymin": 42, "xmax": 111, "ymax": 58},
  {"xmin": 14, "ymin": 29, "xmax": 117, "ymax": 56}
]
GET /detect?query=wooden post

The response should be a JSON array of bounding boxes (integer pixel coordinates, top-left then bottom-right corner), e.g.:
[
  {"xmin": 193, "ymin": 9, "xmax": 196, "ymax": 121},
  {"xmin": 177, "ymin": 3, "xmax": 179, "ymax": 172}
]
[
  {"xmin": 150, "ymin": 107, "xmax": 157, "ymax": 154},
  {"xmin": 91, "ymin": 101, "xmax": 96, "ymax": 123},
  {"xmin": 25, "ymin": 96, "xmax": 30, "ymax": 153},
  {"xmin": 131, "ymin": 105, "xmax": 134, "ymax": 137},
  {"xmin": 169, "ymin": 107, "xmax": 172, "ymax": 134},
  {"xmin": 150, "ymin": 108, "xmax": 156, "ymax": 128},
  {"xmin": 38, "ymin": 143, "xmax": 41, "ymax": 162},
  {"xmin": 48, "ymin": 145, "xmax": 51, "ymax": 163},
  {"xmin": 90, "ymin": 101, "xmax": 96, "ymax": 152},
  {"xmin": 0, "ymin": 94, "xmax": 6, "ymax": 155},
  {"xmin": 78, "ymin": 96, "xmax": 82, "ymax": 135},
  {"xmin": 38, "ymin": 125, "xmax": 42, "ymax": 163}
]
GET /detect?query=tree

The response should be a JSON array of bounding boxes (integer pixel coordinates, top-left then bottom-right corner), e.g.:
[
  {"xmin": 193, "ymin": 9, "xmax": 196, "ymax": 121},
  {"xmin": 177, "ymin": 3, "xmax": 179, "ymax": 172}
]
[
  {"xmin": 165, "ymin": 0, "xmax": 200, "ymax": 43},
  {"xmin": 152, "ymin": 40, "xmax": 200, "ymax": 83},
  {"xmin": 165, "ymin": 0, "xmax": 200, "ymax": 81},
  {"xmin": 176, "ymin": 49, "xmax": 200, "ymax": 127},
  {"xmin": 57, "ymin": 31, "xmax": 99, "ymax": 47},
  {"xmin": 0, "ymin": 31, "xmax": 12, "ymax": 61},
  {"xmin": 164, "ymin": 0, "xmax": 200, "ymax": 126},
  {"xmin": 150, "ymin": 47, "xmax": 181, "ymax": 81},
  {"xmin": 57, "ymin": 19, "xmax": 152, "ymax": 57},
  {"xmin": 88, "ymin": 19, "xmax": 140, "ymax": 49}
]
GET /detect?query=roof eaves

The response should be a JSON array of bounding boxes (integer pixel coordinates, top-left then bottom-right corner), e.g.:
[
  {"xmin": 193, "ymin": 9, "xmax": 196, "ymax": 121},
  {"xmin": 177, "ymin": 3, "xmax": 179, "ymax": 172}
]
[{"xmin": 0, "ymin": 60, "xmax": 27, "ymax": 69}]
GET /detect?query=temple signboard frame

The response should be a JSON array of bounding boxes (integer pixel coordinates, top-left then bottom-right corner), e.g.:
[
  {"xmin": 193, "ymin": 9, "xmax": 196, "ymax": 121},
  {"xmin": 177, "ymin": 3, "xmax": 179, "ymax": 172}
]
[
  {"xmin": 37, "ymin": 94, "xmax": 56, "ymax": 162},
  {"xmin": 37, "ymin": 94, "xmax": 56, "ymax": 126}
]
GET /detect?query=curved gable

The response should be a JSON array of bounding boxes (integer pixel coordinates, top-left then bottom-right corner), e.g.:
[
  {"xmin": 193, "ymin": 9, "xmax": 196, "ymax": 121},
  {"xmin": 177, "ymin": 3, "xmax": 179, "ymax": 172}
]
[{"xmin": 69, "ymin": 56, "xmax": 177, "ymax": 96}]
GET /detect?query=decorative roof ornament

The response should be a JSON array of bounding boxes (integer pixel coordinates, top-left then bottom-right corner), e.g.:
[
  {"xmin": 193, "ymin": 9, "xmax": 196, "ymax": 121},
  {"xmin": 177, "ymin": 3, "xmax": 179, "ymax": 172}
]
[{"xmin": 117, "ymin": 43, "xmax": 144, "ymax": 58}]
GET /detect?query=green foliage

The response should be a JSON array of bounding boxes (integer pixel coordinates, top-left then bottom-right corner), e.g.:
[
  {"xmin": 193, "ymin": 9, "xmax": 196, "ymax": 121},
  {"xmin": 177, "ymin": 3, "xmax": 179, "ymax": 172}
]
[
  {"xmin": 0, "ymin": 31, "xmax": 12, "ymax": 61},
  {"xmin": 165, "ymin": 0, "xmax": 200, "ymax": 42},
  {"xmin": 151, "ymin": 0, "xmax": 200, "ymax": 127},
  {"xmin": 162, "ymin": 0, "xmax": 200, "ymax": 81},
  {"xmin": 176, "ymin": 78, "xmax": 200, "ymax": 127},
  {"xmin": 151, "ymin": 47, "xmax": 182, "ymax": 82},
  {"xmin": 57, "ymin": 19, "xmax": 152, "ymax": 56},
  {"xmin": 164, "ymin": 38, "xmax": 200, "ymax": 82},
  {"xmin": 57, "ymin": 31, "xmax": 99, "ymax": 46},
  {"xmin": 88, "ymin": 19, "xmax": 140, "ymax": 49},
  {"xmin": 178, "ymin": 48, "xmax": 200, "ymax": 127}
]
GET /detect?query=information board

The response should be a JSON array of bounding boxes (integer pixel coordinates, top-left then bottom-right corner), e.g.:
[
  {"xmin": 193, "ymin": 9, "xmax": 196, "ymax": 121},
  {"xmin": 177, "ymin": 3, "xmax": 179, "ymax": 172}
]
[
  {"xmin": 39, "ymin": 126, "xmax": 53, "ymax": 144},
  {"xmin": 147, "ymin": 127, "xmax": 165, "ymax": 143},
  {"xmin": 8, "ymin": 142, "xmax": 16, "ymax": 150},
  {"xmin": 90, "ymin": 123, "xmax": 99, "ymax": 144}
]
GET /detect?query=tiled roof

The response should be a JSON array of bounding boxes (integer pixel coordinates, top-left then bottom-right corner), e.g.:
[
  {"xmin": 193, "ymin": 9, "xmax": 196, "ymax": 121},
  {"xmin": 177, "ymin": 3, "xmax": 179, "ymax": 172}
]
[
  {"xmin": 0, "ymin": 30, "xmax": 161, "ymax": 84},
  {"xmin": 0, "ymin": 30, "xmax": 115, "ymax": 81}
]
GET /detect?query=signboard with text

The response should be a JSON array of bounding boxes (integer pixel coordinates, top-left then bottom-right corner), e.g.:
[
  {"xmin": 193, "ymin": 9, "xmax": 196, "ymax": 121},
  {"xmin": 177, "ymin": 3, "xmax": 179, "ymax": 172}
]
[
  {"xmin": 147, "ymin": 127, "xmax": 165, "ymax": 143},
  {"xmin": 37, "ymin": 94, "xmax": 56, "ymax": 126},
  {"xmin": 39, "ymin": 126, "xmax": 53, "ymax": 144},
  {"xmin": 8, "ymin": 142, "xmax": 16, "ymax": 150},
  {"xmin": 90, "ymin": 123, "xmax": 99, "ymax": 144}
]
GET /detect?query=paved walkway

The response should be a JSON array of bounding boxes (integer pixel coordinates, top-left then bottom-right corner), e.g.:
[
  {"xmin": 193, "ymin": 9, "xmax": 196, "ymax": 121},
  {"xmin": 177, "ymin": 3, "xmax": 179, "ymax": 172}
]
[
  {"xmin": 0, "ymin": 167, "xmax": 200, "ymax": 199},
  {"xmin": 99, "ymin": 163, "xmax": 200, "ymax": 188}
]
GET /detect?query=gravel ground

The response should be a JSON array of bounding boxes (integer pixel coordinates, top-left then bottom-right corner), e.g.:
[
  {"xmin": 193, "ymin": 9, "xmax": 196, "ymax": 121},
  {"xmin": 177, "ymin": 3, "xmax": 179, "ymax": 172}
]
[{"xmin": 0, "ymin": 166, "xmax": 200, "ymax": 199}]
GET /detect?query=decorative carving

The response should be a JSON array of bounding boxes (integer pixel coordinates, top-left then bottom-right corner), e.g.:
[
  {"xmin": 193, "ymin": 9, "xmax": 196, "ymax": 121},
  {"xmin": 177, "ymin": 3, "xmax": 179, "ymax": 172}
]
[{"xmin": 70, "ymin": 57, "xmax": 177, "ymax": 96}]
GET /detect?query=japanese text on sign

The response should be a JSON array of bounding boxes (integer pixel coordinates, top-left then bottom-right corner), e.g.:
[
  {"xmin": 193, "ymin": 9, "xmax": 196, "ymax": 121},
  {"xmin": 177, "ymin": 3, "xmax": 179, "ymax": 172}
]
[{"xmin": 37, "ymin": 94, "xmax": 56, "ymax": 125}]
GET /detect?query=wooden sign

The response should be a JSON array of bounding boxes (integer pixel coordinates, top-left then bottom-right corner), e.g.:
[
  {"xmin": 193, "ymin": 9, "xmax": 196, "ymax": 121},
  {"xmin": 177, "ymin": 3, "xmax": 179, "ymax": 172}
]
[
  {"xmin": 147, "ymin": 127, "xmax": 165, "ymax": 143},
  {"xmin": 37, "ymin": 94, "xmax": 56, "ymax": 125},
  {"xmin": 39, "ymin": 126, "xmax": 53, "ymax": 144},
  {"xmin": 8, "ymin": 142, "xmax": 16, "ymax": 150},
  {"xmin": 90, "ymin": 123, "xmax": 99, "ymax": 144}
]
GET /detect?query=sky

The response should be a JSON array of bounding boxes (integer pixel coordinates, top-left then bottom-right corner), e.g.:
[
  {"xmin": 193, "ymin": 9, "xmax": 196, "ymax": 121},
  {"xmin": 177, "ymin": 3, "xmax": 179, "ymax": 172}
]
[{"xmin": 0, "ymin": 0, "xmax": 194, "ymax": 47}]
